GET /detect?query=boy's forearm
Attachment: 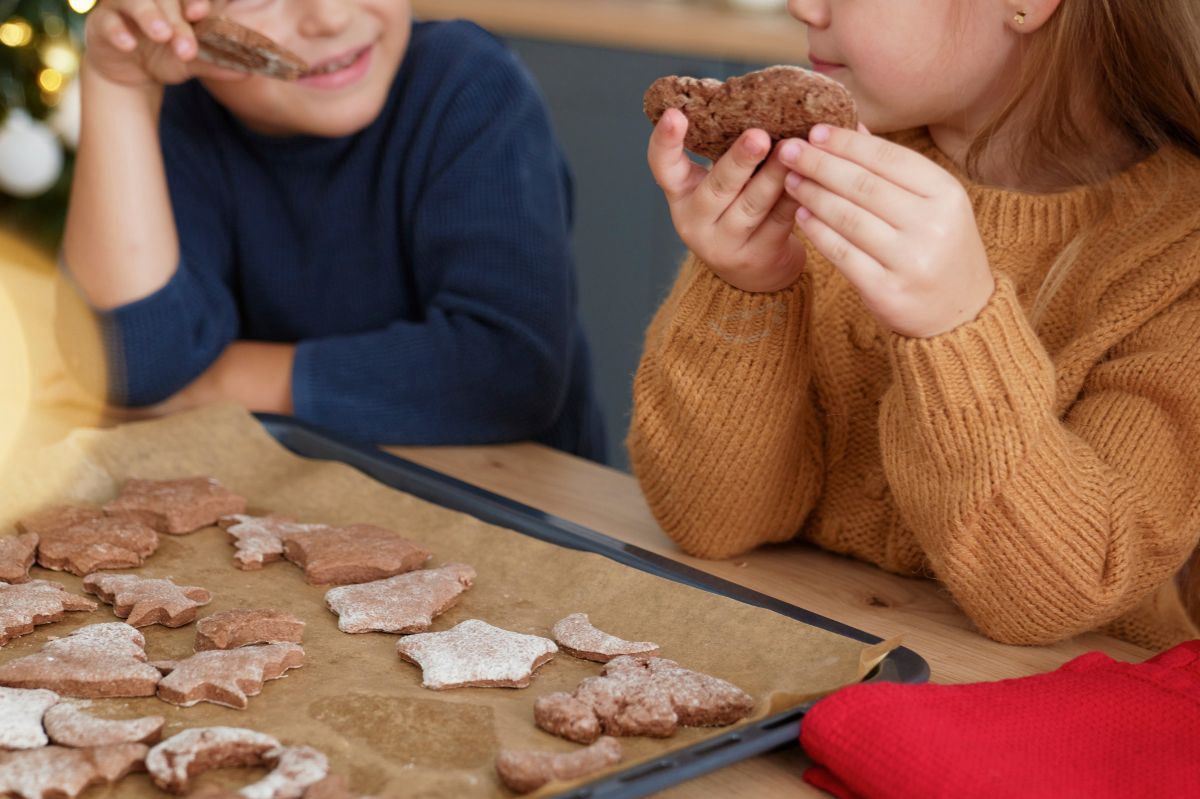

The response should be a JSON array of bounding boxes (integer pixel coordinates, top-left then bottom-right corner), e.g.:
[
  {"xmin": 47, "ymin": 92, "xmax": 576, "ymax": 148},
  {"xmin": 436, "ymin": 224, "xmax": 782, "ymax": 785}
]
[
  {"xmin": 62, "ymin": 65, "xmax": 178, "ymax": 311},
  {"xmin": 167, "ymin": 341, "xmax": 296, "ymax": 415}
]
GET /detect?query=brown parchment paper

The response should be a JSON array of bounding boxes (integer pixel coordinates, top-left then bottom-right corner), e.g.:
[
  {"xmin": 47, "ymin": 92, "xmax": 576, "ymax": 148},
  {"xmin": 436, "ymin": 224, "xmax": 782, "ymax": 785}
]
[{"xmin": 0, "ymin": 405, "xmax": 897, "ymax": 797}]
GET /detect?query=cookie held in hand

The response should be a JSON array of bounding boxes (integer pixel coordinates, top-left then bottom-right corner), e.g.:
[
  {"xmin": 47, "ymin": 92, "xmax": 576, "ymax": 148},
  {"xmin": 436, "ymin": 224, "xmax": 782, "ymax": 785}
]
[
  {"xmin": 194, "ymin": 16, "xmax": 310, "ymax": 81},
  {"xmin": 643, "ymin": 65, "xmax": 857, "ymax": 161}
]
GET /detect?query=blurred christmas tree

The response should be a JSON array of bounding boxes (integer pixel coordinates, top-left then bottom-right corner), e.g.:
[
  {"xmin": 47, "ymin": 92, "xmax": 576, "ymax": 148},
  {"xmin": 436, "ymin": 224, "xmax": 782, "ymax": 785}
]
[{"xmin": 0, "ymin": 0, "xmax": 91, "ymax": 252}]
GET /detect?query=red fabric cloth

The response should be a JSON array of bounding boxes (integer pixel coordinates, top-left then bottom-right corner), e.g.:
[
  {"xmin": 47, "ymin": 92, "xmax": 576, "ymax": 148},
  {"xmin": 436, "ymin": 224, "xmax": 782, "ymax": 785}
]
[{"xmin": 799, "ymin": 640, "xmax": 1200, "ymax": 799}]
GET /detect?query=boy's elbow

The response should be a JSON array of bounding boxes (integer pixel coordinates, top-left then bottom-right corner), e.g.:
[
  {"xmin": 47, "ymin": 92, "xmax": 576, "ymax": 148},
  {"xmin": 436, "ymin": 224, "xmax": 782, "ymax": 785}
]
[{"xmin": 489, "ymin": 343, "xmax": 570, "ymax": 437}]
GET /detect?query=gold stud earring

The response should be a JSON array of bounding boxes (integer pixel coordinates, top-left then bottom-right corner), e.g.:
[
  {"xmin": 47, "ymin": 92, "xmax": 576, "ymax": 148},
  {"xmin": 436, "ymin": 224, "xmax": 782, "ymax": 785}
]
[{"xmin": 1013, "ymin": 11, "xmax": 1027, "ymax": 24}]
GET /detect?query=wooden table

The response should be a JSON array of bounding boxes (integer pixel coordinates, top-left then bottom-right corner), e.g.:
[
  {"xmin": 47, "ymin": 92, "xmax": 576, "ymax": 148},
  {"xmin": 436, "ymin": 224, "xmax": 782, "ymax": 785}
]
[
  {"xmin": 411, "ymin": 0, "xmax": 810, "ymax": 64},
  {"xmin": 388, "ymin": 441, "xmax": 1154, "ymax": 797}
]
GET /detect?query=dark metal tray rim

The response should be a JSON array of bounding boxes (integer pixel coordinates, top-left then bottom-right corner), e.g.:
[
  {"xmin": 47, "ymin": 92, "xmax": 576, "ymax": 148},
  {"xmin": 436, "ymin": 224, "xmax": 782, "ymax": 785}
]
[{"xmin": 255, "ymin": 413, "xmax": 929, "ymax": 799}]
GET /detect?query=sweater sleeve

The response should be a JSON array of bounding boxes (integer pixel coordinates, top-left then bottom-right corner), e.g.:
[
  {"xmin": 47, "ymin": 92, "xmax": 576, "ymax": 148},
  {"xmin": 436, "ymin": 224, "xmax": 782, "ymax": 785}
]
[
  {"xmin": 290, "ymin": 50, "xmax": 575, "ymax": 445},
  {"xmin": 627, "ymin": 255, "xmax": 824, "ymax": 559},
  {"xmin": 59, "ymin": 86, "xmax": 239, "ymax": 407},
  {"xmin": 879, "ymin": 274, "xmax": 1200, "ymax": 645}
]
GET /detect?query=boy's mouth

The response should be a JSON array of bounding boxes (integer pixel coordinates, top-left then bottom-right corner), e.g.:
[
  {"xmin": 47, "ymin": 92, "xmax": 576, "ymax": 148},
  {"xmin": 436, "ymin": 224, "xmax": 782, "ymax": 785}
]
[{"xmin": 303, "ymin": 45, "xmax": 372, "ymax": 77}]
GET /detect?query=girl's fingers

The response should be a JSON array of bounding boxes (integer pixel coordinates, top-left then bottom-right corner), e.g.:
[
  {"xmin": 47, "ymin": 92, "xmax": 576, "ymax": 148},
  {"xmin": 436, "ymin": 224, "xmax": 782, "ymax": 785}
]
[
  {"xmin": 795, "ymin": 206, "xmax": 886, "ymax": 290},
  {"xmin": 715, "ymin": 139, "xmax": 793, "ymax": 243},
  {"xmin": 693, "ymin": 129, "xmax": 771, "ymax": 218},
  {"xmin": 94, "ymin": 9, "xmax": 138, "ymax": 51},
  {"xmin": 782, "ymin": 137, "xmax": 917, "ymax": 229},
  {"xmin": 805, "ymin": 124, "xmax": 950, "ymax": 198},
  {"xmin": 648, "ymin": 109, "xmax": 706, "ymax": 202},
  {"xmin": 787, "ymin": 172, "xmax": 899, "ymax": 264}
]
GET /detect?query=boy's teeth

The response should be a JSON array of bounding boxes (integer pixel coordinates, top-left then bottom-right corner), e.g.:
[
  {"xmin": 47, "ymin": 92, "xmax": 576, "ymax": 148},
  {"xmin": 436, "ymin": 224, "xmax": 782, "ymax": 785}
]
[{"xmin": 311, "ymin": 51, "xmax": 358, "ymax": 75}]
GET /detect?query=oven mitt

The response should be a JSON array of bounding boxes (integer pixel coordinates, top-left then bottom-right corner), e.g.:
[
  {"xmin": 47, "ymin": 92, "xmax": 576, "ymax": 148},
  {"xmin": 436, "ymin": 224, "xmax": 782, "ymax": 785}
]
[{"xmin": 799, "ymin": 640, "xmax": 1200, "ymax": 799}]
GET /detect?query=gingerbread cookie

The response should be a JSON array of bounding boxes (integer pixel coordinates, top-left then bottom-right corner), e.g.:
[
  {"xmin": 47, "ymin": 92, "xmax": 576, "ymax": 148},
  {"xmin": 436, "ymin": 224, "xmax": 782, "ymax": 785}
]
[
  {"xmin": 17, "ymin": 506, "xmax": 159, "ymax": 576},
  {"xmin": 534, "ymin": 655, "xmax": 754, "ymax": 743},
  {"xmin": 0, "ymin": 579, "xmax": 97, "ymax": 646},
  {"xmin": 155, "ymin": 643, "xmax": 305, "ymax": 709},
  {"xmin": 396, "ymin": 619, "xmax": 557, "ymax": 690},
  {"xmin": 0, "ymin": 743, "xmax": 148, "ymax": 798},
  {"xmin": 83, "ymin": 572, "xmax": 212, "ymax": 628},
  {"xmin": 283, "ymin": 524, "xmax": 430, "ymax": 586},
  {"xmin": 643, "ymin": 65, "xmax": 858, "ymax": 161},
  {"xmin": 194, "ymin": 16, "xmax": 310, "ymax": 81},
  {"xmin": 495, "ymin": 736, "xmax": 622, "ymax": 795},
  {"xmin": 103, "ymin": 477, "xmax": 246, "ymax": 535},
  {"xmin": 219, "ymin": 515, "xmax": 330, "ymax": 571},
  {"xmin": 0, "ymin": 687, "xmax": 59, "ymax": 750},
  {"xmin": 551, "ymin": 613, "xmax": 659, "ymax": 663},
  {"xmin": 195, "ymin": 608, "xmax": 305, "ymax": 651},
  {"xmin": 0, "ymin": 534, "xmax": 38, "ymax": 584},
  {"xmin": 43, "ymin": 704, "xmax": 164, "ymax": 747},
  {"xmin": 325, "ymin": 562, "xmax": 475, "ymax": 634},
  {"xmin": 0, "ymin": 622, "xmax": 163, "ymax": 698},
  {"xmin": 240, "ymin": 745, "xmax": 329, "ymax": 799},
  {"xmin": 146, "ymin": 726, "xmax": 280, "ymax": 793}
]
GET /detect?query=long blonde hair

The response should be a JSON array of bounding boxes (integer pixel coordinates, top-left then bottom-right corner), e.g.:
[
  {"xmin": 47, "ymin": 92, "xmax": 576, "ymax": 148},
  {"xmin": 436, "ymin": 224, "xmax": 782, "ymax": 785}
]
[{"xmin": 965, "ymin": 1, "xmax": 1200, "ymax": 323}]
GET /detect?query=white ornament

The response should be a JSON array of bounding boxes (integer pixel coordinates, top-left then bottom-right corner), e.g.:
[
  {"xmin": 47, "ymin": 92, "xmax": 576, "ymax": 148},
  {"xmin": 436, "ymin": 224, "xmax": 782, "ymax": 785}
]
[
  {"xmin": 0, "ymin": 109, "xmax": 64, "ymax": 198},
  {"xmin": 50, "ymin": 77, "xmax": 81, "ymax": 150}
]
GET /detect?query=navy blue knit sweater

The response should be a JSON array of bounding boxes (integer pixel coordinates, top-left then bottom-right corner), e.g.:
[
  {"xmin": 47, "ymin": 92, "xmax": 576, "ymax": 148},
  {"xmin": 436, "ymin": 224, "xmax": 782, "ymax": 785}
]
[{"xmin": 94, "ymin": 20, "xmax": 605, "ymax": 461}]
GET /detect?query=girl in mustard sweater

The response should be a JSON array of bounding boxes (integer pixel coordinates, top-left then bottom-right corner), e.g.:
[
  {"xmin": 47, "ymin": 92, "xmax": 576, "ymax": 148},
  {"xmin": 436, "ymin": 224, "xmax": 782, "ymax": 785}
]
[{"xmin": 629, "ymin": 0, "xmax": 1200, "ymax": 650}]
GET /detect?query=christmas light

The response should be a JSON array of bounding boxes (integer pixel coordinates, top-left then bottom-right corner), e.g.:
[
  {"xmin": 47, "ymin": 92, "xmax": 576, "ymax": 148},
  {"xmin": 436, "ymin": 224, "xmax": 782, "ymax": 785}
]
[
  {"xmin": 0, "ymin": 18, "xmax": 34, "ymax": 47},
  {"xmin": 41, "ymin": 40, "xmax": 79, "ymax": 75},
  {"xmin": 38, "ymin": 67, "xmax": 63, "ymax": 93},
  {"xmin": 68, "ymin": 0, "xmax": 97, "ymax": 13}
]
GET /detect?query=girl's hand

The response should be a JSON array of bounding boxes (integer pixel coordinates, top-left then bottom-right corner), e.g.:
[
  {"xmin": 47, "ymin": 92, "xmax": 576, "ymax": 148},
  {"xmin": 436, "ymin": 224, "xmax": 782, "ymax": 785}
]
[
  {"xmin": 781, "ymin": 124, "xmax": 995, "ymax": 338},
  {"xmin": 84, "ymin": 0, "xmax": 244, "ymax": 88},
  {"xmin": 648, "ymin": 108, "xmax": 807, "ymax": 293}
]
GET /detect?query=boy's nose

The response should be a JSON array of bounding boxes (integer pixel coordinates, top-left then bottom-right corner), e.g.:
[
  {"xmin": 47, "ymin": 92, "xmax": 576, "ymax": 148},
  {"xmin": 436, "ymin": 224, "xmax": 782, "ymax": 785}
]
[
  {"xmin": 788, "ymin": 0, "xmax": 831, "ymax": 28},
  {"xmin": 297, "ymin": 0, "xmax": 353, "ymax": 37}
]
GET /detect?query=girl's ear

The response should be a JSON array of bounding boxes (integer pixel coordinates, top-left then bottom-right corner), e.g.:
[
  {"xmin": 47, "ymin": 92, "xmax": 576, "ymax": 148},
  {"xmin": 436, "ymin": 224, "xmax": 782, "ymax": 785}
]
[{"xmin": 1006, "ymin": 0, "xmax": 1063, "ymax": 33}]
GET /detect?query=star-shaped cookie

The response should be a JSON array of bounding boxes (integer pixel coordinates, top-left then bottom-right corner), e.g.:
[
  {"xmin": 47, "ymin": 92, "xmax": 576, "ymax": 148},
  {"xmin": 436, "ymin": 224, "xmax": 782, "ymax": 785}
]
[
  {"xmin": 0, "ymin": 579, "xmax": 98, "ymax": 647},
  {"xmin": 395, "ymin": 619, "xmax": 557, "ymax": 690},
  {"xmin": 83, "ymin": 573, "xmax": 212, "ymax": 628},
  {"xmin": 0, "ymin": 622, "xmax": 162, "ymax": 697}
]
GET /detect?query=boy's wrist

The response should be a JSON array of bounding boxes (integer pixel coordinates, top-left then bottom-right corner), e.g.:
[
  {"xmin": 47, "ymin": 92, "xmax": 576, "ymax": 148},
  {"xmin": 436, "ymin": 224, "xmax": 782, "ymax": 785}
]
[{"xmin": 80, "ymin": 61, "xmax": 165, "ymax": 113}]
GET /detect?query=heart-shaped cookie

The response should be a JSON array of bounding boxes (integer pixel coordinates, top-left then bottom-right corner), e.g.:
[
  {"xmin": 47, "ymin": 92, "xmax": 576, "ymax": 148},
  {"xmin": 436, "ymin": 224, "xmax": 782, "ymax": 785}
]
[{"xmin": 643, "ymin": 65, "xmax": 857, "ymax": 161}]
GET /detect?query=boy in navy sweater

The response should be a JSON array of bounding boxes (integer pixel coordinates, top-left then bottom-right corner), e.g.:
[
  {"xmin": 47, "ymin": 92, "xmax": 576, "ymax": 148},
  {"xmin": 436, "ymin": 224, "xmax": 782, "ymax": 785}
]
[{"xmin": 60, "ymin": 0, "xmax": 605, "ymax": 460}]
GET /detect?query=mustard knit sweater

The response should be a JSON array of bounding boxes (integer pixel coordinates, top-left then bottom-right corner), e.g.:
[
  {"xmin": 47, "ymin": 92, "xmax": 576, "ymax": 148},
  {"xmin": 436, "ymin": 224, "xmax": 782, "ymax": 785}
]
[{"xmin": 628, "ymin": 129, "xmax": 1200, "ymax": 651}]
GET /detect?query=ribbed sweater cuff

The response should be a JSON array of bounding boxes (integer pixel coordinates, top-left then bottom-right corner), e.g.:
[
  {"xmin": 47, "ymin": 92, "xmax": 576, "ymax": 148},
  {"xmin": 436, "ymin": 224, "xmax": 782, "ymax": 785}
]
[
  {"xmin": 655, "ymin": 255, "xmax": 810, "ymax": 361},
  {"xmin": 884, "ymin": 277, "xmax": 1057, "ymax": 471}
]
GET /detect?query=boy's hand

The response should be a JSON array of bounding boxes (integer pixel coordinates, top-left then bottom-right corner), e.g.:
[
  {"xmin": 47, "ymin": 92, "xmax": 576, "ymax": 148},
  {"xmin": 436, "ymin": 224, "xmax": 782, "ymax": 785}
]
[
  {"xmin": 781, "ymin": 124, "xmax": 995, "ymax": 338},
  {"xmin": 648, "ymin": 109, "xmax": 807, "ymax": 293},
  {"xmin": 85, "ymin": 0, "xmax": 245, "ymax": 88}
]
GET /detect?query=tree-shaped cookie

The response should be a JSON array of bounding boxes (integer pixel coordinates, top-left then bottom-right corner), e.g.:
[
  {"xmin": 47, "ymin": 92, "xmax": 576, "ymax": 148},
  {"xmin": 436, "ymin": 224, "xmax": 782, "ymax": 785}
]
[
  {"xmin": 0, "ymin": 743, "xmax": 148, "ymax": 798},
  {"xmin": 283, "ymin": 524, "xmax": 430, "ymax": 585},
  {"xmin": 83, "ymin": 573, "xmax": 212, "ymax": 628},
  {"xmin": 155, "ymin": 643, "xmax": 305, "ymax": 709},
  {"xmin": 0, "ymin": 622, "xmax": 162, "ymax": 697},
  {"xmin": 0, "ymin": 534, "xmax": 38, "ymax": 583},
  {"xmin": 0, "ymin": 579, "xmax": 97, "ymax": 646},
  {"xmin": 103, "ymin": 477, "xmax": 246, "ymax": 534},
  {"xmin": 325, "ymin": 562, "xmax": 476, "ymax": 633},
  {"xmin": 218, "ymin": 514, "xmax": 330, "ymax": 570},
  {"xmin": 16, "ymin": 506, "xmax": 158, "ymax": 576},
  {"xmin": 396, "ymin": 619, "xmax": 557, "ymax": 690},
  {"xmin": 534, "ymin": 655, "xmax": 754, "ymax": 743}
]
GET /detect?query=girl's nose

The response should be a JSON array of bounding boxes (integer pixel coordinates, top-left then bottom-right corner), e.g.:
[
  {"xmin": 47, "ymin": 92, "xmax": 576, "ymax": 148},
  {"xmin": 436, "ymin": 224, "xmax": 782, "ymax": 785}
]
[
  {"xmin": 788, "ymin": 0, "xmax": 831, "ymax": 28},
  {"xmin": 297, "ymin": 0, "xmax": 353, "ymax": 37}
]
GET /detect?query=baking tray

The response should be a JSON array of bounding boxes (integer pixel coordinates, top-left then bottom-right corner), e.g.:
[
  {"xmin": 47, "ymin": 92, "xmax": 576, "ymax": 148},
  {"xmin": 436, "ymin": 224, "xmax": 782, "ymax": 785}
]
[{"xmin": 255, "ymin": 413, "xmax": 929, "ymax": 799}]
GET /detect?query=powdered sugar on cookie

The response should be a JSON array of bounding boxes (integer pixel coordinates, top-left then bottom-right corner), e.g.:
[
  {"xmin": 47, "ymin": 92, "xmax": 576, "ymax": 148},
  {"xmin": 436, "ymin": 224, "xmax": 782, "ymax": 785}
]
[
  {"xmin": 551, "ymin": 613, "xmax": 659, "ymax": 663},
  {"xmin": 83, "ymin": 573, "xmax": 212, "ymax": 628},
  {"xmin": 396, "ymin": 619, "xmax": 557, "ymax": 690},
  {"xmin": 0, "ymin": 534, "xmax": 38, "ymax": 584},
  {"xmin": 241, "ymin": 745, "xmax": 329, "ymax": 799},
  {"xmin": 43, "ymin": 704, "xmax": 164, "ymax": 747},
  {"xmin": 0, "ymin": 622, "xmax": 163, "ymax": 698},
  {"xmin": 146, "ymin": 726, "xmax": 279, "ymax": 793},
  {"xmin": 0, "ymin": 687, "xmax": 59, "ymax": 749},
  {"xmin": 156, "ymin": 643, "xmax": 305, "ymax": 709},
  {"xmin": 325, "ymin": 563, "xmax": 475, "ymax": 634},
  {"xmin": 219, "ymin": 515, "xmax": 330, "ymax": 571},
  {"xmin": 0, "ymin": 743, "xmax": 148, "ymax": 798},
  {"xmin": 0, "ymin": 579, "xmax": 98, "ymax": 647}
]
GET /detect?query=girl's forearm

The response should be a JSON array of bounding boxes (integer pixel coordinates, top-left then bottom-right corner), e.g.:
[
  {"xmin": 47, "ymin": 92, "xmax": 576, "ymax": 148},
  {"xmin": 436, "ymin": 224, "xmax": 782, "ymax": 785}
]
[{"xmin": 62, "ymin": 65, "xmax": 178, "ymax": 311}]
